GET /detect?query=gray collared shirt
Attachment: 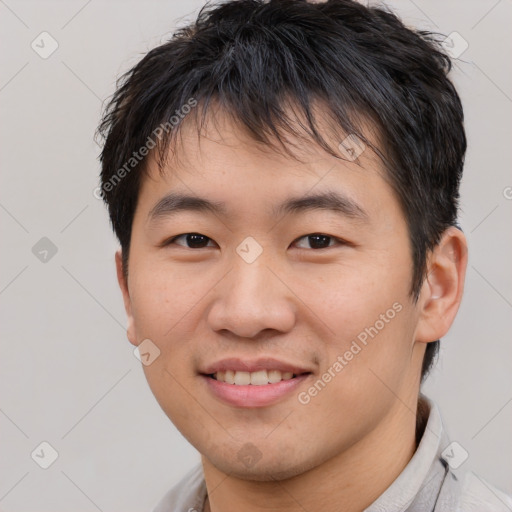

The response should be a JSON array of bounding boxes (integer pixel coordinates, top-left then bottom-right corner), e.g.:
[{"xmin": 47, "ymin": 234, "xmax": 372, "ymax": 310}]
[{"xmin": 153, "ymin": 397, "xmax": 512, "ymax": 511}]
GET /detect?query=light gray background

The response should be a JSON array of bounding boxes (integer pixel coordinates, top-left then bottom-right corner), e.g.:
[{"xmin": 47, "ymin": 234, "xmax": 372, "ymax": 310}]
[{"xmin": 0, "ymin": 1, "xmax": 511, "ymax": 510}]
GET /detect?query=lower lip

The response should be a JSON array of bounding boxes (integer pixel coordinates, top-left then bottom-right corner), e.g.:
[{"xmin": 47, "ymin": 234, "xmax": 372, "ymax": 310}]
[{"xmin": 202, "ymin": 374, "xmax": 311, "ymax": 408}]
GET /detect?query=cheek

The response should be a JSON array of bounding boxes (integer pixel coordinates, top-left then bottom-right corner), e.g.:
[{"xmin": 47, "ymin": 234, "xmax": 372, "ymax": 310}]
[
  {"xmin": 128, "ymin": 263, "xmax": 214, "ymax": 395},
  {"xmin": 294, "ymin": 251, "xmax": 411, "ymax": 336},
  {"xmin": 129, "ymin": 262, "xmax": 205, "ymax": 340},
  {"xmin": 294, "ymin": 257, "xmax": 415, "ymax": 394}
]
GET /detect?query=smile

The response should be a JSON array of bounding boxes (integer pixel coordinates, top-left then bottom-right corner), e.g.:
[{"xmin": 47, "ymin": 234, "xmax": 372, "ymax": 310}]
[
  {"xmin": 202, "ymin": 372, "xmax": 312, "ymax": 407},
  {"xmin": 210, "ymin": 369, "xmax": 296, "ymax": 385},
  {"xmin": 200, "ymin": 357, "xmax": 313, "ymax": 407}
]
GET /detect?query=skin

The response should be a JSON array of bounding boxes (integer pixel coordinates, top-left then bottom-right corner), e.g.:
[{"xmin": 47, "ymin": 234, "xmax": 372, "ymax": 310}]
[{"xmin": 116, "ymin": 108, "xmax": 468, "ymax": 512}]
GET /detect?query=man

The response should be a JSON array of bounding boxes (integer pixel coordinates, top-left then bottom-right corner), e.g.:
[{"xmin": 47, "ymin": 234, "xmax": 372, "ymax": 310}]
[{"xmin": 96, "ymin": 0, "xmax": 512, "ymax": 510}]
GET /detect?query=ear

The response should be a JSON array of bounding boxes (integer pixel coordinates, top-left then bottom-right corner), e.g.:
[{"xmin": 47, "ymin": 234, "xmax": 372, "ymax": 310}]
[
  {"xmin": 415, "ymin": 226, "xmax": 468, "ymax": 344},
  {"xmin": 115, "ymin": 249, "xmax": 137, "ymax": 346}
]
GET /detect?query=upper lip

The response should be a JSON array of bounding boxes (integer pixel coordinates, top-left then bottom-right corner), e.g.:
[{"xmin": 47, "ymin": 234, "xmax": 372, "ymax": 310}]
[{"xmin": 201, "ymin": 357, "xmax": 312, "ymax": 375}]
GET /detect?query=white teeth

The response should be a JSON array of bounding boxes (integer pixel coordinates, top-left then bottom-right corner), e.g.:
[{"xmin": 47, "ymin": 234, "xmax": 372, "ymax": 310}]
[
  {"xmin": 268, "ymin": 370, "xmax": 282, "ymax": 383},
  {"xmin": 233, "ymin": 371, "xmax": 251, "ymax": 385},
  {"xmin": 224, "ymin": 370, "xmax": 235, "ymax": 384},
  {"xmin": 250, "ymin": 370, "xmax": 269, "ymax": 386},
  {"xmin": 213, "ymin": 369, "xmax": 298, "ymax": 385}
]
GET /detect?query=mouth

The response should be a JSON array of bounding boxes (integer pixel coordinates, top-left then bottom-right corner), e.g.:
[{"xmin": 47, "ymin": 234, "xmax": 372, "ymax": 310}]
[
  {"xmin": 200, "ymin": 359, "xmax": 313, "ymax": 407},
  {"xmin": 207, "ymin": 369, "xmax": 305, "ymax": 385}
]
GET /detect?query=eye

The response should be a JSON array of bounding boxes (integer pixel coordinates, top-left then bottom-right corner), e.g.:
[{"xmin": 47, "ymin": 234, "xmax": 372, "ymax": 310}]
[
  {"xmin": 163, "ymin": 233, "xmax": 216, "ymax": 249},
  {"xmin": 293, "ymin": 233, "xmax": 347, "ymax": 250},
  {"xmin": 162, "ymin": 232, "xmax": 348, "ymax": 250}
]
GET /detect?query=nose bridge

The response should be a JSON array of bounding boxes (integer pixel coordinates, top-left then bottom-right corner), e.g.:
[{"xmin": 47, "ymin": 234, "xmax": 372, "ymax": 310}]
[{"xmin": 207, "ymin": 247, "xmax": 296, "ymax": 338}]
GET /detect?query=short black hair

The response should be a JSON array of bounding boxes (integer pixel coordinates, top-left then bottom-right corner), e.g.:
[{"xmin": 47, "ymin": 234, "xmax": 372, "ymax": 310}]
[{"xmin": 97, "ymin": 0, "xmax": 466, "ymax": 382}]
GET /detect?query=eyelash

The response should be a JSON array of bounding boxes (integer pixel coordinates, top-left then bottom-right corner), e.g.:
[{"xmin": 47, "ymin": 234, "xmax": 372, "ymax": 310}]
[{"xmin": 161, "ymin": 232, "xmax": 349, "ymax": 250}]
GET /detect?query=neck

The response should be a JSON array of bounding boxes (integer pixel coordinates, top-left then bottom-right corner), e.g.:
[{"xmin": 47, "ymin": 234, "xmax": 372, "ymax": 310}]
[{"xmin": 202, "ymin": 395, "xmax": 426, "ymax": 512}]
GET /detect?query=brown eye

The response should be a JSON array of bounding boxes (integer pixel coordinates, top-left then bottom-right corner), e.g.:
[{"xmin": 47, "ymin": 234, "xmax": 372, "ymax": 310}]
[
  {"xmin": 166, "ymin": 233, "xmax": 215, "ymax": 249},
  {"xmin": 294, "ymin": 233, "xmax": 344, "ymax": 250}
]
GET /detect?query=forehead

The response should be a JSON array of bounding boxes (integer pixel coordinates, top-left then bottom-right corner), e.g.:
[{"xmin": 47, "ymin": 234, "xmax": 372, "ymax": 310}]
[
  {"xmin": 136, "ymin": 106, "xmax": 401, "ymax": 228},
  {"xmin": 162, "ymin": 101, "xmax": 383, "ymax": 173}
]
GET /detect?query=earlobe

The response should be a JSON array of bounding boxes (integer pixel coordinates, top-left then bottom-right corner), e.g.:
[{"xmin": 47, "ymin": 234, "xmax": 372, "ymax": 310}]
[
  {"xmin": 415, "ymin": 227, "xmax": 468, "ymax": 344},
  {"xmin": 115, "ymin": 250, "xmax": 138, "ymax": 346}
]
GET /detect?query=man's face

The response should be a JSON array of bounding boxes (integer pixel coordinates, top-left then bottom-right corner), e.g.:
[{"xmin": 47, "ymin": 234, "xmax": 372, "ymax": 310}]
[{"xmin": 119, "ymin": 110, "xmax": 426, "ymax": 480}]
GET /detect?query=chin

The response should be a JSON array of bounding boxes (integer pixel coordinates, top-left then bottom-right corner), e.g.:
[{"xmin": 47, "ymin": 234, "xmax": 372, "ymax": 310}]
[{"xmin": 205, "ymin": 449, "xmax": 321, "ymax": 482}]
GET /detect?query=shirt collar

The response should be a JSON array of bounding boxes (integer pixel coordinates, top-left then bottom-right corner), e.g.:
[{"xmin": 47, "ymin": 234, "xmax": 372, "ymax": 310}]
[{"xmin": 364, "ymin": 394, "xmax": 449, "ymax": 512}]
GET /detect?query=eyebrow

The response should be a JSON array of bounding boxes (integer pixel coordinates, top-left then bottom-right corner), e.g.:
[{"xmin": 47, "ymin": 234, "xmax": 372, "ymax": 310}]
[
  {"xmin": 272, "ymin": 190, "xmax": 368, "ymax": 222},
  {"xmin": 147, "ymin": 190, "xmax": 369, "ymax": 224}
]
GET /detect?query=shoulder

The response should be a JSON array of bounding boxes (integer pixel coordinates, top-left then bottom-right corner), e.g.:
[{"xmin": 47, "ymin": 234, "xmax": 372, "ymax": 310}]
[
  {"xmin": 418, "ymin": 398, "xmax": 512, "ymax": 511},
  {"xmin": 458, "ymin": 471, "xmax": 512, "ymax": 511},
  {"xmin": 436, "ymin": 469, "xmax": 512, "ymax": 511},
  {"xmin": 152, "ymin": 463, "xmax": 207, "ymax": 512}
]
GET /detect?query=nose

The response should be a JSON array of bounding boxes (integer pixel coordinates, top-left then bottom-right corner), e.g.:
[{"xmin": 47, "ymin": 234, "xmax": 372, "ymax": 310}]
[{"xmin": 206, "ymin": 254, "xmax": 296, "ymax": 339}]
